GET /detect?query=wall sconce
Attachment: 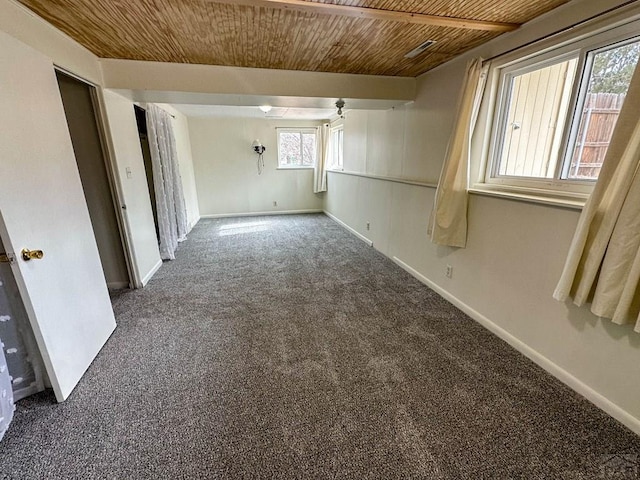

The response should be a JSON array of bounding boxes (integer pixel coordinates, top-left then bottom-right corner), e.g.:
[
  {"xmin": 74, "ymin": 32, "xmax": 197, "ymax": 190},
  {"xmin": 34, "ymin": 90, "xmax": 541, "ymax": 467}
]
[
  {"xmin": 252, "ymin": 139, "xmax": 266, "ymax": 155},
  {"xmin": 259, "ymin": 105, "xmax": 272, "ymax": 114},
  {"xmin": 336, "ymin": 99, "xmax": 345, "ymax": 117},
  {"xmin": 252, "ymin": 139, "xmax": 266, "ymax": 175}
]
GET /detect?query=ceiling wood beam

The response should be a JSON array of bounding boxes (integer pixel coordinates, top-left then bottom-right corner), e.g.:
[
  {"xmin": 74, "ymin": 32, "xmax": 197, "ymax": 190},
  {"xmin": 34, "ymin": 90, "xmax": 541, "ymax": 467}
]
[{"xmin": 212, "ymin": 0, "xmax": 520, "ymax": 32}]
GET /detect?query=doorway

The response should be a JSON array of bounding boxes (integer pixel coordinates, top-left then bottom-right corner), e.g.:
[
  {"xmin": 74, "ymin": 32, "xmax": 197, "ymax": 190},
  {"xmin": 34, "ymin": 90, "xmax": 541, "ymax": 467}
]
[
  {"xmin": 56, "ymin": 71, "xmax": 131, "ymax": 290},
  {"xmin": 134, "ymin": 105, "xmax": 160, "ymax": 242}
]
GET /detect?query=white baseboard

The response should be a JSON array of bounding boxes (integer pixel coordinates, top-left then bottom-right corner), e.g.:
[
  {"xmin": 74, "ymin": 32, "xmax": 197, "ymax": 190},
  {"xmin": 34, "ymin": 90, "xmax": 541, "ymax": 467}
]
[
  {"xmin": 187, "ymin": 216, "xmax": 200, "ymax": 233},
  {"xmin": 141, "ymin": 259, "xmax": 162, "ymax": 287},
  {"xmin": 392, "ymin": 256, "xmax": 640, "ymax": 437},
  {"xmin": 107, "ymin": 281, "xmax": 129, "ymax": 290},
  {"xmin": 201, "ymin": 209, "xmax": 322, "ymax": 219},
  {"xmin": 323, "ymin": 210, "xmax": 373, "ymax": 247}
]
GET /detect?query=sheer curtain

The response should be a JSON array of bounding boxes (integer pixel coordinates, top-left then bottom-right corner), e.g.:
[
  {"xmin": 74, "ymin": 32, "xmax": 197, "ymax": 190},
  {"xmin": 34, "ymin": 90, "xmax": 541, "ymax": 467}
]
[
  {"xmin": 314, "ymin": 123, "xmax": 330, "ymax": 193},
  {"xmin": 0, "ymin": 341, "xmax": 14, "ymax": 442},
  {"xmin": 554, "ymin": 63, "xmax": 640, "ymax": 332},
  {"xmin": 429, "ymin": 58, "xmax": 487, "ymax": 248},
  {"xmin": 146, "ymin": 104, "xmax": 188, "ymax": 261}
]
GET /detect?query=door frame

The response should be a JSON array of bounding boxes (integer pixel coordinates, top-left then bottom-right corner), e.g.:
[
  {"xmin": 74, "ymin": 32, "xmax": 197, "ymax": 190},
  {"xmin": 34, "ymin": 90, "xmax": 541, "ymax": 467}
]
[{"xmin": 54, "ymin": 66, "xmax": 140, "ymax": 288}]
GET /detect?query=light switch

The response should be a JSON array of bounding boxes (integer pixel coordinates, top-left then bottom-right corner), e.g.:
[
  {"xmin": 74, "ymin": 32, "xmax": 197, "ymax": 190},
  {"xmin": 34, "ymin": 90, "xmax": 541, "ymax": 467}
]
[{"xmin": 126, "ymin": 167, "xmax": 132, "ymax": 179}]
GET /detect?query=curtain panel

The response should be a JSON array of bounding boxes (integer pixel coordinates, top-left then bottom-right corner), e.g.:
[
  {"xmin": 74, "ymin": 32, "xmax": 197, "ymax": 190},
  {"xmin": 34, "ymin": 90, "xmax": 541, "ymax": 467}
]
[
  {"xmin": 146, "ymin": 104, "xmax": 188, "ymax": 261},
  {"xmin": 0, "ymin": 340, "xmax": 14, "ymax": 442},
  {"xmin": 314, "ymin": 124, "xmax": 329, "ymax": 193},
  {"xmin": 429, "ymin": 58, "xmax": 487, "ymax": 248},
  {"xmin": 554, "ymin": 62, "xmax": 640, "ymax": 332}
]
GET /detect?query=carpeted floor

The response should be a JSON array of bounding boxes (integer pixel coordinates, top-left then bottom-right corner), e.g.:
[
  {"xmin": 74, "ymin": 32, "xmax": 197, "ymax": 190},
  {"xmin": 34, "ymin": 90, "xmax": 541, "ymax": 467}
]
[{"xmin": 1, "ymin": 213, "xmax": 638, "ymax": 479}]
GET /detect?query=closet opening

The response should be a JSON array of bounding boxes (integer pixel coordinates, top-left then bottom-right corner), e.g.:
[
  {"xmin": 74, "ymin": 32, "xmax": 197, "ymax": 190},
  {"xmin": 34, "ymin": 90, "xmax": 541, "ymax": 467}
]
[
  {"xmin": 134, "ymin": 105, "xmax": 160, "ymax": 242},
  {"xmin": 56, "ymin": 70, "xmax": 132, "ymax": 290}
]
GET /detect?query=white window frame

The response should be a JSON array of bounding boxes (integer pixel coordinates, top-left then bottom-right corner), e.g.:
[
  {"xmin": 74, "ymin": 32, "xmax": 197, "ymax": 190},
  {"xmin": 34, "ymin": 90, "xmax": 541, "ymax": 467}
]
[
  {"xmin": 479, "ymin": 18, "xmax": 640, "ymax": 200},
  {"xmin": 328, "ymin": 125, "xmax": 344, "ymax": 171},
  {"xmin": 276, "ymin": 127, "xmax": 317, "ymax": 169}
]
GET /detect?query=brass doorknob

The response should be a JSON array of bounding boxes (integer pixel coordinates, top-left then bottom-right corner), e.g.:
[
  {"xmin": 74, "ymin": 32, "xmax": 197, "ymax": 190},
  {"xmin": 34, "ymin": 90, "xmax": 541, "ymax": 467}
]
[{"xmin": 21, "ymin": 249, "xmax": 44, "ymax": 261}]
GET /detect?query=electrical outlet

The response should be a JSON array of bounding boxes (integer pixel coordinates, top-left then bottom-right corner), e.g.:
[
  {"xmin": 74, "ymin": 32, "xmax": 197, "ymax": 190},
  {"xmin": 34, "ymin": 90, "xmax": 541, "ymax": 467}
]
[
  {"xmin": 445, "ymin": 265, "xmax": 453, "ymax": 278},
  {"xmin": 366, "ymin": 222, "xmax": 370, "ymax": 231},
  {"xmin": 273, "ymin": 201, "xmax": 278, "ymax": 207}
]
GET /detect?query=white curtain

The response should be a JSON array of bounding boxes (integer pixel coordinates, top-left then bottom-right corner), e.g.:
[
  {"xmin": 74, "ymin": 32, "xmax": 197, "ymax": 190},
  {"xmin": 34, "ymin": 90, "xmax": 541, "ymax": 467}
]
[
  {"xmin": 429, "ymin": 58, "xmax": 488, "ymax": 248},
  {"xmin": 0, "ymin": 339, "xmax": 14, "ymax": 442},
  {"xmin": 314, "ymin": 124, "xmax": 330, "ymax": 193},
  {"xmin": 146, "ymin": 104, "xmax": 188, "ymax": 261},
  {"xmin": 554, "ymin": 62, "xmax": 640, "ymax": 332}
]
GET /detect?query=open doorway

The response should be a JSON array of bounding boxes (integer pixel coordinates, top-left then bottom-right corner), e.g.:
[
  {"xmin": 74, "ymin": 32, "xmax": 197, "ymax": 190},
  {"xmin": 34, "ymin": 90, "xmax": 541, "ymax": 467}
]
[
  {"xmin": 134, "ymin": 105, "xmax": 160, "ymax": 242},
  {"xmin": 56, "ymin": 71, "xmax": 132, "ymax": 290}
]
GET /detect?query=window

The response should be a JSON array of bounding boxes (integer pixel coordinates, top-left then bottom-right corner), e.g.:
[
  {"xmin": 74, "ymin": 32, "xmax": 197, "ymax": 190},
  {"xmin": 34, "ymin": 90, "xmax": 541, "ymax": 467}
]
[
  {"xmin": 329, "ymin": 126, "xmax": 343, "ymax": 170},
  {"xmin": 485, "ymin": 25, "xmax": 640, "ymax": 195},
  {"xmin": 566, "ymin": 41, "xmax": 640, "ymax": 180},
  {"xmin": 494, "ymin": 56, "xmax": 579, "ymax": 180},
  {"xmin": 277, "ymin": 128, "xmax": 317, "ymax": 168}
]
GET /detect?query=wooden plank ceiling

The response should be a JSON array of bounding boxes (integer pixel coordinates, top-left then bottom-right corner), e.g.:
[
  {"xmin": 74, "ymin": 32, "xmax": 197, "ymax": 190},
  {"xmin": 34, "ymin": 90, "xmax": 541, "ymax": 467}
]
[{"xmin": 18, "ymin": 0, "xmax": 569, "ymax": 77}]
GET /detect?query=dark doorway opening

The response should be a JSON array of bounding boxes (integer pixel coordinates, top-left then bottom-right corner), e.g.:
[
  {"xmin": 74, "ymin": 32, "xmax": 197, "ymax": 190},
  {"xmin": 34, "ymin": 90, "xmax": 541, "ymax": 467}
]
[
  {"xmin": 134, "ymin": 105, "xmax": 160, "ymax": 242},
  {"xmin": 56, "ymin": 70, "xmax": 131, "ymax": 289}
]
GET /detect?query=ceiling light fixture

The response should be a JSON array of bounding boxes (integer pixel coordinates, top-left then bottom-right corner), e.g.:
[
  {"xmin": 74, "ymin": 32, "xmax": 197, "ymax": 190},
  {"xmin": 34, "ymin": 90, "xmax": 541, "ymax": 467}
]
[
  {"xmin": 259, "ymin": 105, "xmax": 272, "ymax": 113},
  {"xmin": 336, "ymin": 99, "xmax": 345, "ymax": 116},
  {"xmin": 404, "ymin": 40, "xmax": 437, "ymax": 59}
]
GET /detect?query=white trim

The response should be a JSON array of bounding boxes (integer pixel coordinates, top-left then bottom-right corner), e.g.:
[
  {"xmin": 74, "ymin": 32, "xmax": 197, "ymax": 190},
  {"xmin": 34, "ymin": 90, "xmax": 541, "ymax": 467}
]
[
  {"xmin": 392, "ymin": 256, "xmax": 640, "ymax": 437},
  {"xmin": 141, "ymin": 259, "xmax": 162, "ymax": 287},
  {"xmin": 187, "ymin": 216, "xmax": 200, "ymax": 233},
  {"xmin": 201, "ymin": 209, "xmax": 323, "ymax": 218},
  {"xmin": 323, "ymin": 210, "xmax": 373, "ymax": 247},
  {"xmin": 329, "ymin": 125, "xmax": 344, "ymax": 170},
  {"xmin": 53, "ymin": 65, "xmax": 98, "ymax": 88},
  {"xmin": 276, "ymin": 127, "xmax": 318, "ymax": 169},
  {"xmin": 275, "ymin": 127, "xmax": 318, "ymax": 132},
  {"xmin": 468, "ymin": 185, "xmax": 587, "ymax": 210},
  {"xmin": 328, "ymin": 167, "xmax": 587, "ymax": 210},
  {"xmin": 276, "ymin": 166, "xmax": 315, "ymax": 170},
  {"xmin": 328, "ymin": 170, "xmax": 437, "ymax": 189},
  {"xmin": 93, "ymin": 88, "xmax": 142, "ymax": 289}
]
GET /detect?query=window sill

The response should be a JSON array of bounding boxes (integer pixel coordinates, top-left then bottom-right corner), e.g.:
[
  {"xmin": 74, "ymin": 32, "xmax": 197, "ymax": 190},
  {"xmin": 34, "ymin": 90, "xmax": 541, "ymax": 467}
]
[
  {"xmin": 276, "ymin": 166, "xmax": 314, "ymax": 170},
  {"xmin": 469, "ymin": 184, "xmax": 589, "ymax": 210}
]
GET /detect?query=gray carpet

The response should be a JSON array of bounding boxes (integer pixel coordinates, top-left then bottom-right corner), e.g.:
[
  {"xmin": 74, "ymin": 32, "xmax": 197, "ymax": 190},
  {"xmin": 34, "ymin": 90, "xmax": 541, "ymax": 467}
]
[{"xmin": 1, "ymin": 213, "xmax": 638, "ymax": 479}]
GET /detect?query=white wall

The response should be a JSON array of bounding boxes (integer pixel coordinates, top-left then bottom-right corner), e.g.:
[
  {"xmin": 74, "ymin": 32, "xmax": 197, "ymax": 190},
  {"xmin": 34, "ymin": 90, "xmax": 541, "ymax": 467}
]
[
  {"xmin": 342, "ymin": 104, "xmax": 445, "ymax": 182},
  {"xmin": 325, "ymin": 0, "xmax": 640, "ymax": 434},
  {"xmin": 156, "ymin": 104, "xmax": 201, "ymax": 230},
  {"xmin": 189, "ymin": 117, "xmax": 324, "ymax": 216},
  {"xmin": 101, "ymin": 90, "xmax": 162, "ymax": 285}
]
